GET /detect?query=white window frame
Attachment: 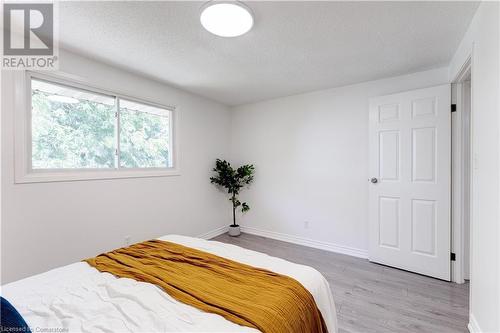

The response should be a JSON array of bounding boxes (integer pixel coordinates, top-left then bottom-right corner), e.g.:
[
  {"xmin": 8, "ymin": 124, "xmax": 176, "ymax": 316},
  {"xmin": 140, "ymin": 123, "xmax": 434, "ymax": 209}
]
[{"xmin": 14, "ymin": 71, "xmax": 180, "ymax": 183}]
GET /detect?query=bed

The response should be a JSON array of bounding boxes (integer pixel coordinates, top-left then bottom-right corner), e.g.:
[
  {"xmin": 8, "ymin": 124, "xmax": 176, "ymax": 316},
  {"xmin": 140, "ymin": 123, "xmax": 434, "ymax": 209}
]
[{"xmin": 1, "ymin": 234, "xmax": 338, "ymax": 332}]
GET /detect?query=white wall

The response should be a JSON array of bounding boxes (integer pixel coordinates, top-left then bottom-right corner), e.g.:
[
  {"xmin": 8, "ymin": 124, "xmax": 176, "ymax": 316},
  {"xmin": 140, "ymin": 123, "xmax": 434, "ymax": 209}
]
[
  {"xmin": 448, "ymin": 2, "xmax": 500, "ymax": 332},
  {"xmin": 1, "ymin": 50, "xmax": 231, "ymax": 283},
  {"xmin": 230, "ymin": 67, "xmax": 448, "ymax": 255}
]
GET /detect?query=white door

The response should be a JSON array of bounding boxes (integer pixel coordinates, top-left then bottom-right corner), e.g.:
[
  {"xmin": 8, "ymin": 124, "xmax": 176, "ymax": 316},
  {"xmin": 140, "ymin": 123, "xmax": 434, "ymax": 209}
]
[{"xmin": 368, "ymin": 84, "xmax": 451, "ymax": 280}]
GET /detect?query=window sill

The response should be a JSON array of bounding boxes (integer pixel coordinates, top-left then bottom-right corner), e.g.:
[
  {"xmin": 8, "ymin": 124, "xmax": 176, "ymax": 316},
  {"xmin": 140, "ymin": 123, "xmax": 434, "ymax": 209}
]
[{"xmin": 14, "ymin": 168, "xmax": 181, "ymax": 184}]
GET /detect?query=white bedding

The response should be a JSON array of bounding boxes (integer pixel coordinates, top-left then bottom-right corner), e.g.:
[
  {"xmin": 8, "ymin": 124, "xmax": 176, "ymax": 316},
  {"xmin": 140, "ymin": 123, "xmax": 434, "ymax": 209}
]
[{"xmin": 1, "ymin": 235, "xmax": 337, "ymax": 333}]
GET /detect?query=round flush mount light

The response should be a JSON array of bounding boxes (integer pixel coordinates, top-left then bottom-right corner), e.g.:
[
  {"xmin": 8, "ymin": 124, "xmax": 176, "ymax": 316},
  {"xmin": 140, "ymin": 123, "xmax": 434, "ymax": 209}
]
[{"xmin": 200, "ymin": 1, "xmax": 254, "ymax": 37}]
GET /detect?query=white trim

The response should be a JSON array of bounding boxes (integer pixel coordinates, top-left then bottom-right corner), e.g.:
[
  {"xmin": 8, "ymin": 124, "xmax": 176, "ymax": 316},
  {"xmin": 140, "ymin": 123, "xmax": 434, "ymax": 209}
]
[
  {"xmin": 452, "ymin": 54, "xmax": 472, "ymax": 83},
  {"xmin": 467, "ymin": 314, "xmax": 481, "ymax": 333},
  {"xmin": 451, "ymin": 57, "xmax": 472, "ymax": 284},
  {"xmin": 451, "ymin": 83, "xmax": 463, "ymax": 283},
  {"xmin": 115, "ymin": 98, "xmax": 121, "ymax": 168},
  {"xmin": 195, "ymin": 225, "xmax": 369, "ymax": 259},
  {"xmin": 13, "ymin": 71, "xmax": 181, "ymax": 183},
  {"xmin": 197, "ymin": 226, "xmax": 228, "ymax": 240},
  {"xmin": 16, "ymin": 168, "xmax": 182, "ymax": 183},
  {"xmin": 240, "ymin": 226, "xmax": 369, "ymax": 259}
]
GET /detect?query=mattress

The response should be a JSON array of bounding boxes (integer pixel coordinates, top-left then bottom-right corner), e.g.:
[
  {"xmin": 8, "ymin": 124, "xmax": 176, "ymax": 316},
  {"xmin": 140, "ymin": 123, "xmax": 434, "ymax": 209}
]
[{"xmin": 1, "ymin": 235, "xmax": 338, "ymax": 332}]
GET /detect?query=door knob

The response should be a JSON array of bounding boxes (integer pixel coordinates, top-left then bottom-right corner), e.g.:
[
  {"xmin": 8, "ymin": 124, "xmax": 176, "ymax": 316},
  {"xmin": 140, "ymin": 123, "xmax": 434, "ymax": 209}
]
[{"xmin": 370, "ymin": 177, "xmax": 378, "ymax": 184}]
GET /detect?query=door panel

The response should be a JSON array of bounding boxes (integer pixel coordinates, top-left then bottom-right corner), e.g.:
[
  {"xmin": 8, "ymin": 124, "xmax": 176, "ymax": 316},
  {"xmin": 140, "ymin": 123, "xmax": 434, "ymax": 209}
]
[
  {"xmin": 411, "ymin": 199, "xmax": 436, "ymax": 255},
  {"xmin": 412, "ymin": 127, "xmax": 436, "ymax": 182},
  {"xmin": 379, "ymin": 131, "xmax": 400, "ymax": 181},
  {"xmin": 369, "ymin": 84, "xmax": 451, "ymax": 280},
  {"xmin": 379, "ymin": 196, "xmax": 400, "ymax": 249}
]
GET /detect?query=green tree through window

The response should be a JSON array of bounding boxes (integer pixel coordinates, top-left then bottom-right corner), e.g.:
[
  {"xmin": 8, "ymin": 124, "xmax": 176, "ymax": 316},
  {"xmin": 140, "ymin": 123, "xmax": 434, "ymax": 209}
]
[
  {"xmin": 120, "ymin": 99, "xmax": 170, "ymax": 168},
  {"xmin": 31, "ymin": 79, "xmax": 172, "ymax": 170},
  {"xmin": 32, "ymin": 90, "xmax": 115, "ymax": 169}
]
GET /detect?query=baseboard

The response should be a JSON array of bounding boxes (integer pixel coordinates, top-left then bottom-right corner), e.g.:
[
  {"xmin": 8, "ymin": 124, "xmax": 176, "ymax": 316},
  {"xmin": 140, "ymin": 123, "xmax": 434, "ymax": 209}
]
[
  {"xmin": 197, "ymin": 226, "xmax": 228, "ymax": 240},
  {"xmin": 467, "ymin": 314, "xmax": 481, "ymax": 333},
  {"xmin": 240, "ymin": 226, "xmax": 368, "ymax": 259}
]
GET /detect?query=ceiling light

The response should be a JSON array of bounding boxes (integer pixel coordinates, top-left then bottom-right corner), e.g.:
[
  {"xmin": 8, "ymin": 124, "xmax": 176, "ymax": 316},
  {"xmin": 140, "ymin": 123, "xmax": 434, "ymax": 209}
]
[
  {"xmin": 47, "ymin": 94, "xmax": 79, "ymax": 104},
  {"xmin": 200, "ymin": 1, "xmax": 253, "ymax": 37}
]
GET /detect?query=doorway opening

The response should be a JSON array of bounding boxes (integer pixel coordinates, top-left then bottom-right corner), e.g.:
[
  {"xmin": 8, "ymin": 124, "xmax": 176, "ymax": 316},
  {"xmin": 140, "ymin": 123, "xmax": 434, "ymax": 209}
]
[{"xmin": 451, "ymin": 59, "xmax": 472, "ymax": 284}]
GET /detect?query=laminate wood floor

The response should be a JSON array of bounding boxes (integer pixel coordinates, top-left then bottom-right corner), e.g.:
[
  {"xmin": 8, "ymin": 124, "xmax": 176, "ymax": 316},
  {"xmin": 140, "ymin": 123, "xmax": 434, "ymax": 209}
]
[{"xmin": 212, "ymin": 233, "xmax": 469, "ymax": 333}]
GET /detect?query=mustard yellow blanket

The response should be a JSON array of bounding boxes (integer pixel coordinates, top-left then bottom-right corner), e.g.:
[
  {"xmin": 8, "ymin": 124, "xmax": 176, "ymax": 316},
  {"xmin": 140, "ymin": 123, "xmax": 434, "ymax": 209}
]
[{"xmin": 85, "ymin": 239, "xmax": 328, "ymax": 333}]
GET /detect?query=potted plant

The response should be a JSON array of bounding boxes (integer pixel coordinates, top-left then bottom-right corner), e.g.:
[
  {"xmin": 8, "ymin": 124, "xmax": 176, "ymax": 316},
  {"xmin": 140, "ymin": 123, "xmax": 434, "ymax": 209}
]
[{"xmin": 210, "ymin": 159, "xmax": 255, "ymax": 236}]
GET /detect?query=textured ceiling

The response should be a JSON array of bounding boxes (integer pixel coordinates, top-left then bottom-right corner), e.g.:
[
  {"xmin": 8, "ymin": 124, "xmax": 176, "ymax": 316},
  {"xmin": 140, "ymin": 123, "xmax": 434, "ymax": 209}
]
[{"xmin": 58, "ymin": 1, "xmax": 479, "ymax": 106}]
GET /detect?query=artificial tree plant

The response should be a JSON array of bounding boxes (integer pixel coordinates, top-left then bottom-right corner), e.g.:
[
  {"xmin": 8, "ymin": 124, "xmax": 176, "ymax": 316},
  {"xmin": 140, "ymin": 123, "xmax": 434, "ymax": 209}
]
[{"xmin": 210, "ymin": 159, "xmax": 255, "ymax": 232}]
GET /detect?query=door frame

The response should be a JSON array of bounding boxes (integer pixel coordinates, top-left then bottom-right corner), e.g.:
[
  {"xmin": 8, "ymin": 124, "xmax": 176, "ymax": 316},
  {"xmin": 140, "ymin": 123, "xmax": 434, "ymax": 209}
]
[{"xmin": 451, "ymin": 56, "xmax": 473, "ymax": 284}]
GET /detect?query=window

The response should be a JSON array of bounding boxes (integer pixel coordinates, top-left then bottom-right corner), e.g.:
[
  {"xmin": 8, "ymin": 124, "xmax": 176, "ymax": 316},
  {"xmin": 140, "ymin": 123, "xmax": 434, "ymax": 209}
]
[
  {"xmin": 31, "ymin": 79, "xmax": 116, "ymax": 169},
  {"xmin": 119, "ymin": 99, "xmax": 172, "ymax": 168},
  {"xmin": 15, "ymin": 73, "xmax": 178, "ymax": 183}
]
